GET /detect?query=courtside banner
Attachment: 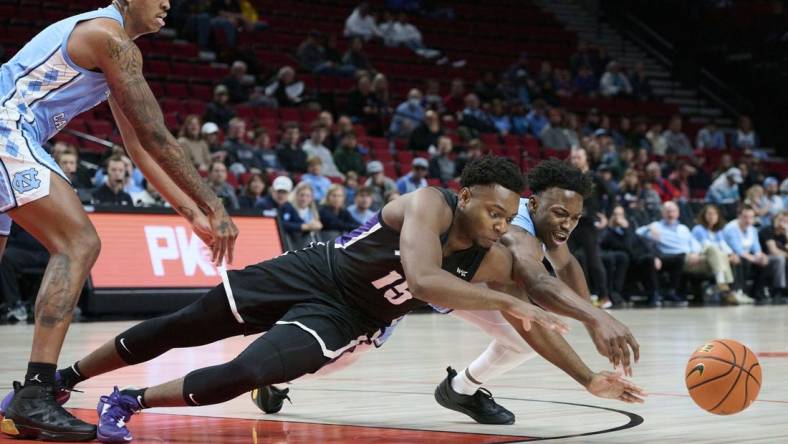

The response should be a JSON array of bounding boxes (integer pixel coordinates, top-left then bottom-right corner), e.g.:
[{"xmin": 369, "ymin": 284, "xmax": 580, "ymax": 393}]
[{"xmin": 88, "ymin": 213, "xmax": 282, "ymax": 288}]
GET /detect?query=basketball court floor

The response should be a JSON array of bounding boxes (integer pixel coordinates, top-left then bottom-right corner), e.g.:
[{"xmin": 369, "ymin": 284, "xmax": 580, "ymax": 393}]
[{"xmin": 1, "ymin": 306, "xmax": 786, "ymax": 443}]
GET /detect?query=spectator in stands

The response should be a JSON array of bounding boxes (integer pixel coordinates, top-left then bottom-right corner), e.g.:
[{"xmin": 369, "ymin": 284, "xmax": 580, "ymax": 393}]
[
  {"xmin": 572, "ymin": 65, "xmax": 598, "ymax": 97},
  {"xmin": 662, "ymin": 115, "xmax": 693, "ymax": 156},
  {"xmin": 763, "ymin": 177, "xmax": 784, "ymax": 222},
  {"xmin": 525, "ymin": 100, "xmax": 549, "ymax": 137},
  {"xmin": 205, "ymin": 161, "xmax": 240, "ymax": 210},
  {"xmin": 93, "ymin": 155, "xmax": 134, "ymax": 207},
  {"xmin": 723, "ymin": 206, "xmax": 772, "ymax": 303},
  {"xmin": 743, "ymin": 185, "xmax": 771, "ymax": 227},
  {"xmin": 618, "ymin": 168, "xmax": 661, "ymax": 225},
  {"xmin": 599, "ymin": 60, "xmax": 632, "ymax": 97},
  {"xmin": 428, "ymin": 136, "xmax": 456, "ymax": 185},
  {"xmin": 334, "ymin": 132, "xmax": 366, "ymax": 176},
  {"xmin": 344, "ymin": 3, "xmax": 382, "ymax": 41},
  {"xmin": 636, "ymin": 201, "xmax": 717, "ymax": 305},
  {"xmin": 601, "ymin": 205, "xmax": 663, "ymax": 306},
  {"xmin": 275, "ymin": 123, "xmax": 307, "ymax": 174},
  {"xmin": 423, "ymin": 78, "xmax": 444, "ymax": 113},
  {"xmin": 185, "ymin": 0, "xmax": 242, "ymax": 50},
  {"xmin": 629, "ymin": 62, "xmax": 653, "ymax": 101},
  {"xmin": 460, "ymin": 93, "xmax": 496, "ymax": 134},
  {"xmin": 389, "ymin": 88, "xmax": 425, "ymax": 138},
  {"xmin": 238, "ymin": 173, "xmax": 268, "ymax": 209},
  {"xmin": 297, "ymin": 30, "xmax": 355, "ymax": 77},
  {"xmin": 203, "ymin": 85, "xmax": 236, "ymax": 131},
  {"xmin": 364, "ymin": 160, "xmax": 396, "ymax": 210},
  {"xmin": 301, "ymin": 156, "xmax": 332, "ymax": 202},
  {"xmin": 407, "ymin": 110, "xmax": 443, "ymax": 152},
  {"xmin": 707, "ymin": 167, "xmax": 743, "ymax": 210},
  {"xmin": 506, "ymin": 101, "xmax": 528, "ymax": 136},
  {"xmin": 321, "ymin": 33, "xmax": 344, "ymax": 68},
  {"xmin": 645, "ymin": 161, "xmax": 681, "ymax": 203},
  {"xmin": 760, "ymin": 211, "xmax": 788, "ymax": 303},
  {"xmin": 645, "ymin": 122, "xmax": 667, "ymax": 155},
  {"xmin": 290, "ymin": 181, "xmax": 323, "ymax": 242},
  {"xmin": 265, "ymin": 66, "xmax": 304, "ymax": 108},
  {"xmin": 222, "ymin": 118, "xmax": 260, "ymax": 174},
  {"xmin": 347, "ymin": 74, "xmax": 385, "ymax": 133},
  {"xmin": 258, "ymin": 176, "xmax": 312, "ymax": 238},
  {"xmin": 222, "ymin": 61, "xmax": 253, "ymax": 104},
  {"xmin": 0, "ymin": 224, "xmax": 47, "ymax": 323},
  {"xmin": 668, "ymin": 161, "xmax": 697, "ymax": 201},
  {"xmin": 738, "ymin": 158, "xmax": 758, "ymax": 192},
  {"xmin": 594, "ymin": 209, "xmax": 628, "ymax": 308},
  {"xmin": 733, "ymin": 115, "xmax": 759, "ymax": 149},
  {"xmin": 690, "ymin": 204, "xmax": 740, "ymax": 305},
  {"xmin": 569, "ymin": 148, "xmax": 613, "ymax": 305},
  {"xmin": 344, "ymin": 170, "xmax": 359, "ymax": 203},
  {"xmin": 539, "ymin": 108, "xmax": 571, "ymax": 150},
  {"xmin": 303, "ymin": 122, "xmax": 341, "ymax": 177},
  {"xmin": 372, "ymin": 73, "xmax": 393, "ymax": 117},
  {"xmin": 474, "ymin": 71, "xmax": 505, "ymax": 104},
  {"xmin": 554, "ymin": 68, "xmax": 573, "ymax": 98},
  {"xmin": 348, "ymin": 186, "xmax": 375, "ymax": 224},
  {"xmin": 443, "ymin": 78, "xmax": 466, "ymax": 116},
  {"xmin": 177, "ymin": 115, "xmax": 212, "ymax": 172},
  {"xmin": 569, "ymin": 41, "xmax": 597, "ymax": 74},
  {"xmin": 696, "ymin": 122, "xmax": 726, "ymax": 150},
  {"xmin": 319, "ymin": 184, "xmax": 360, "ymax": 233},
  {"xmin": 55, "ymin": 149, "xmax": 91, "ymax": 189},
  {"xmin": 380, "ymin": 12, "xmax": 440, "ymax": 59},
  {"xmin": 131, "ymin": 178, "xmax": 168, "ymax": 208},
  {"xmin": 504, "ymin": 52, "xmax": 534, "ymax": 105},
  {"xmin": 249, "ymin": 127, "xmax": 280, "ymax": 171},
  {"xmin": 489, "ymin": 99, "xmax": 511, "ymax": 135},
  {"xmin": 342, "ymin": 37, "xmax": 375, "ymax": 73},
  {"xmin": 201, "ymin": 122, "xmax": 223, "ymax": 158},
  {"xmin": 455, "ymin": 138, "xmax": 484, "ymax": 178},
  {"xmin": 712, "ymin": 153, "xmax": 734, "ymax": 180},
  {"xmin": 396, "ymin": 157, "xmax": 429, "ymax": 194}
]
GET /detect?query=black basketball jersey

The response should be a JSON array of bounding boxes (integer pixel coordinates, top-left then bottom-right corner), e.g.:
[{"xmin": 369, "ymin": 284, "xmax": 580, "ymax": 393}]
[{"xmin": 328, "ymin": 187, "xmax": 489, "ymax": 325}]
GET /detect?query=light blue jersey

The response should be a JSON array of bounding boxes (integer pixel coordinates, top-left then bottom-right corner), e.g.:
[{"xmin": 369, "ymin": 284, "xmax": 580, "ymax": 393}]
[
  {"xmin": 0, "ymin": 5, "xmax": 123, "ymax": 222},
  {"xmin": 511, "ymin": 198, "xmax": 537, "ymax": 237}
]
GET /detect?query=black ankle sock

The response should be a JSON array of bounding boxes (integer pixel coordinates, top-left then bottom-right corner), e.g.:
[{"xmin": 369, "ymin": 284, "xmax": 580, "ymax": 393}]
[
  {"xmin": 120, "ymin": 388, "xmax": 148, "ymax": 409},
  {"xmin": 25, "ymin": 362, "xmax": 57, "ymax": 386},
  {"xmin": 57, "ymin": 362, "xmax": 87, "ymax": 389}
]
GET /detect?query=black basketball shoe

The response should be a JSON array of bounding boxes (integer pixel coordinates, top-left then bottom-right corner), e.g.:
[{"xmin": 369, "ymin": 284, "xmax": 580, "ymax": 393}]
[
  {"xmin": 0, "ymin": 381, "xmax": 96, "ymax": 441},
  {"xmin": 251, "ymin": 385, "xmax": 291, "ymax": 414},
  {"xmin": 434, "ymin": 367, "xmax": 515, "ymax": 425}
]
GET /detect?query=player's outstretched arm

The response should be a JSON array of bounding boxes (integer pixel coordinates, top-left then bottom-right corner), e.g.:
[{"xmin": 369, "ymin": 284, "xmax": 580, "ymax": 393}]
[
  {"xmin": 501, "ymin": 305, "xmax": 646, "ymax": 404},
  {"xmin": 84, "ymin": 21, "xmax": 237, "ymax": 263},
  {"xmin": 397, "ymin": 189, "xmax": 566, "ymax": 333},
  {"xmin": 504, "ymin": 228, "xmax": 640, "ymax": 375},
  {"xmin": 108, "ymin": 98, "xmax": 213, "ymax": 246}
]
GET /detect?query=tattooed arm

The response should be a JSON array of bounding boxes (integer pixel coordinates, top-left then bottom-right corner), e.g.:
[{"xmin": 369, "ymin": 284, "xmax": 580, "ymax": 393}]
[
  {"xmin": 75, "ymin": 19, "xmax": 238, "ymax": 263},
  {"xmin": 108, "ymin": 97, "xmax": 213, "ymax": 245}
]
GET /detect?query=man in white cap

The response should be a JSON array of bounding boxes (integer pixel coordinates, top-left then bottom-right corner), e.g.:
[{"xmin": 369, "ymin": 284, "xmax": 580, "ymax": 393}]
[
  {"xmin": 396, "ymin": 157, "xmax": 429, "ymax": 194},
  {"xmin": 707, "ymin": 167, "xmax": 743, "ymax": 212},
  {"xmin": 259, "ymin": 176, "xmax": 320, "ymax": 236},
  {"xmin": 364, "ymin": 160, "xmax": 396, "ymax": 209}
]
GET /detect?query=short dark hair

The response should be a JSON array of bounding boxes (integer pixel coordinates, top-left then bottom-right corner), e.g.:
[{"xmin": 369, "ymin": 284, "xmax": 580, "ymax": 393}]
[
  {"xmin": 460, "ymin": 155, "xmax": 524, "ymax": 194},
  {"xmin": 526, "ymin": 159, "xmax": 592, "ymax": 198}
]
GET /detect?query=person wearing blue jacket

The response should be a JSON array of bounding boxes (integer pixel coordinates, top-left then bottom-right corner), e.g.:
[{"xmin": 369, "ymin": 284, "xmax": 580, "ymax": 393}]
[{"xmin": 690, "ymin": 204, "xmax": 740, "ymax": 304}]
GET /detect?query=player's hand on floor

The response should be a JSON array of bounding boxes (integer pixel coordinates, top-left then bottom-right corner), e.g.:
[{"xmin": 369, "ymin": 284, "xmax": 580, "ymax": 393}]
[
  {"xmin": 585, "ymin": 312, "xmax": 640, "ymax": 377},
  {"xmin": 208, "ymin": 206, "xmax": 239, "ymax": 265},
  {"xmin": 509, "ymin": 300, "xmax": 569, "ymax": 334},
  {"xmin": 586, "ymin": 370, "xmax": 647, "ymax": 404}
]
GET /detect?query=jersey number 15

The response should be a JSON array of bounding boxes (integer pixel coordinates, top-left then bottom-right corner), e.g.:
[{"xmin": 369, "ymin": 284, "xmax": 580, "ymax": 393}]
[{"xmin": 372, "ymin": 270, "xmax": 414, "ymax": 305}]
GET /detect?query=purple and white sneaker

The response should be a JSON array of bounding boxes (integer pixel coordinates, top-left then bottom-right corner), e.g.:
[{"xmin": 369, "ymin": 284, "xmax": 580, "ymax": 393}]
[
  {"xmin": 96, "ymin": 387, "xmax": 142, "ymax": 443},
  {"xmin": 0, "ymin": 371, "xmax": 71, "ymax": 417}
]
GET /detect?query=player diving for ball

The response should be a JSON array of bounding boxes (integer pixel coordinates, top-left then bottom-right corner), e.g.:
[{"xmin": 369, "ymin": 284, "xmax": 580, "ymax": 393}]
[{"xmin": 251, "ymin": 159, "xmax": 645, "ymax": 425}]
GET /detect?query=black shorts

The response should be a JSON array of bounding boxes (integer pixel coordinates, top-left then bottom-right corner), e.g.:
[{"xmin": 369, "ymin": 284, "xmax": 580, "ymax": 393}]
[{"xmin": 221, "ymin": 244, "xmax": 384, "ymax": 360}]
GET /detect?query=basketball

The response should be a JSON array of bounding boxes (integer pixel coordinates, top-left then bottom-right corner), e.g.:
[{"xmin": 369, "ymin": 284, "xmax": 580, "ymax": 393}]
[{"xmin": 685, "ymin": 339, "xmax": 762, "ymax": 415}]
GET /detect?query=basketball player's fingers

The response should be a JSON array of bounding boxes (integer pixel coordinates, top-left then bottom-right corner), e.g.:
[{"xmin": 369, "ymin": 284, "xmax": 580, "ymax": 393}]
[
  {"xmin": 628, "ymin": 334, "xmax": 641, "ymax": 363},
  {"xmin": 620, "ymin": 392, "xmax": 645, "ymax": 404},
  {"xmin": 617, "ymin": 338, "xmax": 632, "ymax": 372},
  {"xmin": 226, "ymin": 232, "xmax": 237, "ymax": 264},
  {"xmin": 536, "ymin": 313, "xmax": 569, "ymax": 334},
  {"xmin": 608, "ymin": 339, "xmax": 621, "ymax": 368}
]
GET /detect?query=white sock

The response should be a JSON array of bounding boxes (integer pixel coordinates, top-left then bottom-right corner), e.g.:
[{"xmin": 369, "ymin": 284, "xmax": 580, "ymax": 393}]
[{"xmin": 451, "ymin": 340, "xmax": 537, "ymax": 395}]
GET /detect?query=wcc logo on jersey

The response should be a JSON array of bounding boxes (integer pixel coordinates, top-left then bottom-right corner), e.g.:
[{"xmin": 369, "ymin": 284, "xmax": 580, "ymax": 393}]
[{"xmin": 12, "ymin": 168, "xmax": 41, "ymax": 194}]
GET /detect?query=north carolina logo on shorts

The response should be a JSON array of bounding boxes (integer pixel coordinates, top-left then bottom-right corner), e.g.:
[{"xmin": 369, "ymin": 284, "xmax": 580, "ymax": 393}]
[{"xmin": 12, "ymin": 168, "xmax": 41, "ymax": 194}]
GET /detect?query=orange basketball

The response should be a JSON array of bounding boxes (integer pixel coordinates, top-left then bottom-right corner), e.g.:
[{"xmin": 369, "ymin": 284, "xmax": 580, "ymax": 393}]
[{"xmin": 685, "ymin": 339, "xmax": 762, "ymax": 415}]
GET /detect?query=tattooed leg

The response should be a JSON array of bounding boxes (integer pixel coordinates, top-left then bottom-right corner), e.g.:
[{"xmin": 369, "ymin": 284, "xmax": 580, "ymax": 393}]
[{"xmin": 8, "ymin": 175, "xmax": 101, "ymax": 364}]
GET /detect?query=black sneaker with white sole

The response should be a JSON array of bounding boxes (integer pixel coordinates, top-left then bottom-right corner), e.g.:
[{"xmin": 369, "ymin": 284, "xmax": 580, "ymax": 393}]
[
  {"xmin": 251, "ymin": 385, "xmax": 291, "ymax": 414},
  {"xmin": 434, "ymin": 367, "xmax": 514, "ymax": 425}
]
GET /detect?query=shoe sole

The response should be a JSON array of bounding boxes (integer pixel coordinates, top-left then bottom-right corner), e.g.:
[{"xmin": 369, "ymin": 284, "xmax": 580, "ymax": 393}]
[
  {"xmin": 96, "ymin": 430, "xmax": 133, "ymax": 443},
  {"xmin": 251, "ymin": 388, "xmax": 284, "ymax": 414},
  {"xmin": 433, "ymin": 385, "xmax": 514, "ymax": 425},
  {"xmin": 1, "ymin": 417, "xmax": 95, "ymax": 442}
]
